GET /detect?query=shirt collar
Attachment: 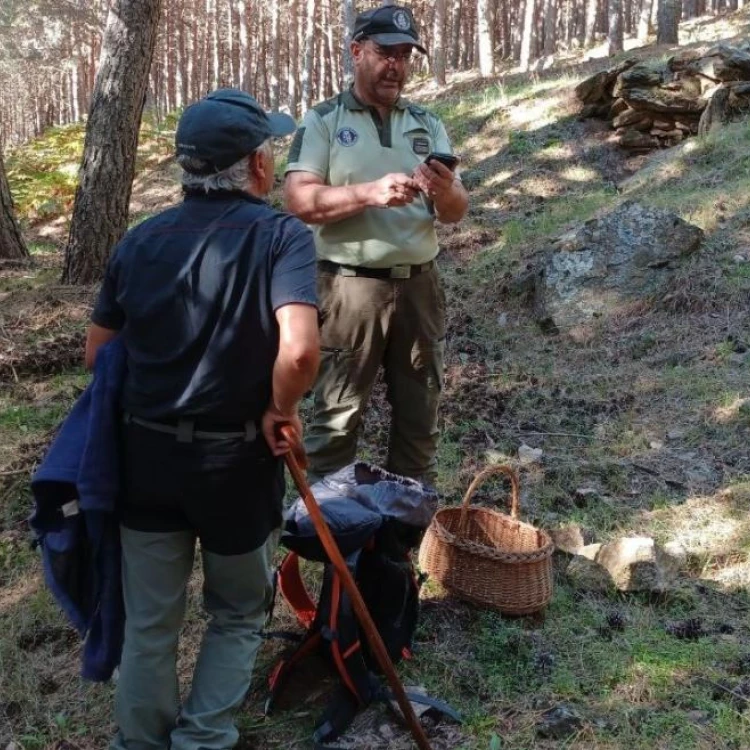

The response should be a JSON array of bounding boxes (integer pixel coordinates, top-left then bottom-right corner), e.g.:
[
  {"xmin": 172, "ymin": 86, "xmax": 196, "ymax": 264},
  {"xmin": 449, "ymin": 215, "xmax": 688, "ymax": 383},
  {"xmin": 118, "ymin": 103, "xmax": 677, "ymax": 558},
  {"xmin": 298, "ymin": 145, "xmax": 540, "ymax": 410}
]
[
  {"xmin": 182, "ymin": 188, "xmax": 267, "ymax": 205},
  {"xmin": 343, "ymin": 86, "xmax": 409, "ymax": 111}
]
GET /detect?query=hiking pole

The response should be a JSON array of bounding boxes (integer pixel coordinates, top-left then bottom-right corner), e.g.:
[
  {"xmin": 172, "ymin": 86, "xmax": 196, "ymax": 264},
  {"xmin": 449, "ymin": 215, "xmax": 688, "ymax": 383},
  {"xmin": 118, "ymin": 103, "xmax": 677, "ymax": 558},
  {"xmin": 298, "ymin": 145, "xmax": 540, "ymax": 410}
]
[{"xmin": 279, "ymin": 424, "xmax": 433, "ymax": 750}]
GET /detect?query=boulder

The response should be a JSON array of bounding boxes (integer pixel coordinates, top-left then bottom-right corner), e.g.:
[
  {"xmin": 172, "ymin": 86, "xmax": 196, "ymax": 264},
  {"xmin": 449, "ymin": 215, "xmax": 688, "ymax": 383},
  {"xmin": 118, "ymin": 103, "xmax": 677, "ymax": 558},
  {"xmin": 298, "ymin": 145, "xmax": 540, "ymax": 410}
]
[
  {"xmin": 623, "ymin": 86, "xmax": 706, "ymax": 115},
  {"xmin": 707, "ymin": 44, "xmax": 750, "ymax": 82},
  {"xmin": 615, "ymin": 63, "xmax": 666, "ymax": 92},
  {"xmin": 533, "ymin": 201, "xmax": 704, "ymax": 330},
  {"xmin": 618, "ymin": 129, "xmax": 658, "ymax": 150},
  {"xmin": 536, "ymin": 705, "xmax": 584, "ymax": 739},
  {"xmin": 575, "ymin": 58, "xmax": 637, "ymax": 104},
  {"xmin": 612, "ymin": 108, "xmax": 649, "ymax": 128},
  {"xmin": 566, "ymin": 537, "xmax": 679, "ymax": 593},
  {"xmin": 699, "ymin": 81, "xmax": 750, "ymax": 135},
  {"xmin": 550, "ymin": 524, "xmax": 595, "ymax": 555}
]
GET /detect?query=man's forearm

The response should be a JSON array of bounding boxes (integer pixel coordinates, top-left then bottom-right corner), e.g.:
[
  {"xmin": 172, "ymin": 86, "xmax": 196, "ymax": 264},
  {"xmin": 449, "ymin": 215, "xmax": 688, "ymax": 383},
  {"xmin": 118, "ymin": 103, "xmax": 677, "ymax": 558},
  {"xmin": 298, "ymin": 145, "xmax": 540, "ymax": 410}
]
[
  {"xmin": 286, "ymin": 182, "xmax": 372, "ymax": 225},
  {"xmin": 434, "ymin": 179, "xmax": 469, "ymax": 224},
  {"xmin": 271, "ymin": 350, "xmax": 319, "ymax": 415}
]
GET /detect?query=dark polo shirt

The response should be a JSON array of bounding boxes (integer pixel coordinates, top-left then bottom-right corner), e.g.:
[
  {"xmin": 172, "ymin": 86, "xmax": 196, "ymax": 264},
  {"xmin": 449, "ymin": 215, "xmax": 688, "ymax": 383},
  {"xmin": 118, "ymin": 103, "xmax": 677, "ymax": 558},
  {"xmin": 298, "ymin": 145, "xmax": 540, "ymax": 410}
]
[
  {"xmin": 91, "ymin": 189, "xmax": 317, "ymax": 554},
  {"xmin": 92, "ymin": 189, "xmax": 317, "ymax": 424}
]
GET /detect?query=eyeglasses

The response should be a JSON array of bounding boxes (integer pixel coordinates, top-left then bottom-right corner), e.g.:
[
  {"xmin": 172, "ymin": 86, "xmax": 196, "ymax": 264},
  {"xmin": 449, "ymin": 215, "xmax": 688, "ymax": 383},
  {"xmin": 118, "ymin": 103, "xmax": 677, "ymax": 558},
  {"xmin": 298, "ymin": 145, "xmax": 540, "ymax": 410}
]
[{"xmin": 368, "ymin": 43, "xmax": 413, "ymax": 64}]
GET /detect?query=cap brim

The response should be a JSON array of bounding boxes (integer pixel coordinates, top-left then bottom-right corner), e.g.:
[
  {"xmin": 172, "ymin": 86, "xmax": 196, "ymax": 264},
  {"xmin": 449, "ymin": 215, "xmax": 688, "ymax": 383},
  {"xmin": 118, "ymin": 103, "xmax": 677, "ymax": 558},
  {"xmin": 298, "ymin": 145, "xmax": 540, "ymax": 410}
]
[
  {"xmin": 267, "ymin": 111, "xmax": 297, "ymax": 137},
  {"xmin": 367, "ymin": 33, "xmax": 427, "ymax": 54}
]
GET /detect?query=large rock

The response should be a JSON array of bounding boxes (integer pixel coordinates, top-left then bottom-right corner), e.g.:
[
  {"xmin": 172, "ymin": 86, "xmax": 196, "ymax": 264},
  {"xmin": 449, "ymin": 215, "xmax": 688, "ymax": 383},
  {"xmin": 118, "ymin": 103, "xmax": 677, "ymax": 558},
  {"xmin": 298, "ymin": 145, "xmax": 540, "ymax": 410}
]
[
  {"xmin": 575, "ymin": 59, "xmax": 637, "ymax": 104},
  {"xmin": 533, "ymin": 201, "xmax": 704, "ymax": 330},
  {"xmin": 566, "ymin": 537, "xmax": 679, "ymax": 593},
  {"xmin": 707, "ymin": 44, "xmax": 750, "ymax": 82},
  {"xmin": 622, "ymin": 86, "xmax": 706, "ymax": 115}
]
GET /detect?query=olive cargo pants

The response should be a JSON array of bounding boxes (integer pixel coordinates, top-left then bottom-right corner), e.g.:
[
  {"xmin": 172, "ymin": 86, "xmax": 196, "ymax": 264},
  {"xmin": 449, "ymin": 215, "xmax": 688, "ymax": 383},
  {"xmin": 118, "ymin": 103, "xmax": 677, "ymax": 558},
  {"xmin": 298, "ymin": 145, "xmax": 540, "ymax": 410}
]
[
  {"xmin": 305, "ymin": 264, "xmax": 446, "ymax": 483},
  {"xmin": 110, "ymin": 528, "xmax": 278, "ymax": 750}
]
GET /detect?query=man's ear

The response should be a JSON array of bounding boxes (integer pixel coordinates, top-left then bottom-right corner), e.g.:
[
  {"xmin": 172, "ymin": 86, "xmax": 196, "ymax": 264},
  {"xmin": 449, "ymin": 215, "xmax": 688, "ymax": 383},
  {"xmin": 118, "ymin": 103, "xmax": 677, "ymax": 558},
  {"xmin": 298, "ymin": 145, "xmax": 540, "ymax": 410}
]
[{"xmin": 249, "ymin": 149, "xmax": 267, "ymax": 185}]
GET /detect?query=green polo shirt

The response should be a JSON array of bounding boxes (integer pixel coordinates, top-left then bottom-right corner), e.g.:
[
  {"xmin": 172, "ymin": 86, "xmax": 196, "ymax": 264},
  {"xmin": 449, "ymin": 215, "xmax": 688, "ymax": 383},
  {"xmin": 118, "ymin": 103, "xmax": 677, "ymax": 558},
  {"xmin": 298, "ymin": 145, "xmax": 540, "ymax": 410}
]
[{"xmin": 285, "ymin": 89, "xmax": 454, "ymax": 268}]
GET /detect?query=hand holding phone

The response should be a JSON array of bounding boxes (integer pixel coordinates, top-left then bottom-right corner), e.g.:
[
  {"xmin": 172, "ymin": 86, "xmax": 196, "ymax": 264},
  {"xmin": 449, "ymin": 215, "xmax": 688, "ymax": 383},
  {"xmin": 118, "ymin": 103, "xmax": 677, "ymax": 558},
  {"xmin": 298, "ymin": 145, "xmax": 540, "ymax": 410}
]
[{"xmin": 425, "ymin": 152, "xmax": 459, "ymax": 171}]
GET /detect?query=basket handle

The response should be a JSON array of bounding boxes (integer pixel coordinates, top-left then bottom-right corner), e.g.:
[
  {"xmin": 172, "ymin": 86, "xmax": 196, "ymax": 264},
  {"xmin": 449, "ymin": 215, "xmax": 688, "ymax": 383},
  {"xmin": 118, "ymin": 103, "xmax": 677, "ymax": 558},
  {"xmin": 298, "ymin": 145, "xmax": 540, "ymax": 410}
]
[{"xmin": 459, "ymin": 465, "xmax": 520, "ymax": 530}]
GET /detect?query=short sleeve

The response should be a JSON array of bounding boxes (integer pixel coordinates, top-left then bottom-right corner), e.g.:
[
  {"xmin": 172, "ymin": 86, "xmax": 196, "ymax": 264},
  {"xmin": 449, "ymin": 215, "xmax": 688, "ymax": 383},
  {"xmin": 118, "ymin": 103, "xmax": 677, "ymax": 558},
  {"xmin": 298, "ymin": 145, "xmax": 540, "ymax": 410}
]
[
  {"xmin": 285, "ymin": 110, "xmax": 330, "ymax": 180},
  {"xmin": 432, "ymin": 117, "xmax": 453, "ymax": 156},
  {"xmin": 91, "ymin": 245, "xmax": 125, "ymax": 330},
  {"xmin": 270, "ymin": 216, "xmax": 318, "ymax": 311}
]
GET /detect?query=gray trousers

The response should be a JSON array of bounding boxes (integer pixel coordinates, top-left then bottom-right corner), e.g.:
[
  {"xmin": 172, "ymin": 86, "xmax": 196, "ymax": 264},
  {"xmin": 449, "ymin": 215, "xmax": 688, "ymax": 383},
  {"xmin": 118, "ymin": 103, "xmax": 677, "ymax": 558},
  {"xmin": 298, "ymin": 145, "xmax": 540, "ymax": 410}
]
[
  {"xmin": 111, "ymin": 527, "xmax": 278, "ymax": 750},
  {"xmin": 305, "ymin": 265, "xmax": 446, "ymax": 484}
]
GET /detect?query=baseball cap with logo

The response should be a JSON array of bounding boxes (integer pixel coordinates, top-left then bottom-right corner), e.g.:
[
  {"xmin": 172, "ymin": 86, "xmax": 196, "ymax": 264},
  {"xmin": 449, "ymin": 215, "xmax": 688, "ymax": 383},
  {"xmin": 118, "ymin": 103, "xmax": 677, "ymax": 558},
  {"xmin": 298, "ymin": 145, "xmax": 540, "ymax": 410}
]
[
  {"xmin": 352, "ymin": 5, "xmax": 427, "ymax": 54},
  {"xmin": 175, "ymin": 88, "xmax": 296, "ymax": 175}
]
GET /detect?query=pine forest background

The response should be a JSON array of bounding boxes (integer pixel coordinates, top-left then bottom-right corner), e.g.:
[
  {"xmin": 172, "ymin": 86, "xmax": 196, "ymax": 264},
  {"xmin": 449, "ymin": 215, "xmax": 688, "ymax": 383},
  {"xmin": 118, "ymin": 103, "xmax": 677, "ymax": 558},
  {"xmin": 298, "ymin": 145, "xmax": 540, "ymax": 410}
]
[{"xmin": 0, "ymin": 0, "xmax": 741, "ymax": 150}]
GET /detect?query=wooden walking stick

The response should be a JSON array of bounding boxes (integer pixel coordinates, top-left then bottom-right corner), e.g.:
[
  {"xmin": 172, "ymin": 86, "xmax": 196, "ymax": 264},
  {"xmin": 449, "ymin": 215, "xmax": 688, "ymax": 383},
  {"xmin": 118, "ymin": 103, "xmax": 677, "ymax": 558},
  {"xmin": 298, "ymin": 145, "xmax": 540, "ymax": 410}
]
[{"xmin": 279, "ymin": 424, "xmax": 433, "ymax": 750}]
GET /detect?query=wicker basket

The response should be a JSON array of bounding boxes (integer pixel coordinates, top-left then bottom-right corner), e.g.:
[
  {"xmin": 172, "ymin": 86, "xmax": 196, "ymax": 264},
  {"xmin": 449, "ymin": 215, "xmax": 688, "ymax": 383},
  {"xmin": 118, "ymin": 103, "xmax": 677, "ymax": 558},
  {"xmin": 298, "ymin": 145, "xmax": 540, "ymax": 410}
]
[{"xmin": 418, "ymin": 465, "xmax": 553, "ymax": 615}]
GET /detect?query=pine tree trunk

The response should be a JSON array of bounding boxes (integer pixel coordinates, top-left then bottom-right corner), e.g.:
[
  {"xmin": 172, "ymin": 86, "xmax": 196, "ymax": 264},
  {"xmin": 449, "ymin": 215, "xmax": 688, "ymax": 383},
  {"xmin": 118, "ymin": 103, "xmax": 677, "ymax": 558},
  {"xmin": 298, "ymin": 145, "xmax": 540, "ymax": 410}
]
[
  {"xmin": 544, "ymin": 0, "xmax": 558, "ymax": 55},
  {"xmin": 270, "ymin": 0, "xmax": 281, "ymax": 109},
  {"xmin": 657, "ymin": 0, "xmax": 679, "ymax": 43},
  {"xmin": 301, "ymin": 0, "xmax": 315, "ymax": 112},
  {"xmin": 0, "ymin": 151, "xmax": 28, "ymax": 260},
  {"xmin": 477, "ymin": 0, "xmax": 494, "ymax": 75},
  {"xmin": 433, "ymin": 0, "xmax": 448, "ymax": 84},
  {"xmin": 62, "ymin": 0, "xmax": 161, "ymax": 285},
  {"xmin": 638, "ymin": 0, "xmax": 653, "ymax": 40},
  {"xmin": 608, "ymin": 0, "xmax": 624, "ymax": 52},
  {"xmin": 341, "ymin": 0, "xmax": 355, "ymax": 85},
  {"xmin": 585, "ymin": 0, "xmax": 599, "ymax": 45},
  {"xmin": 520, "ymin": 0, "xmax": 537, "ymax": 70}
]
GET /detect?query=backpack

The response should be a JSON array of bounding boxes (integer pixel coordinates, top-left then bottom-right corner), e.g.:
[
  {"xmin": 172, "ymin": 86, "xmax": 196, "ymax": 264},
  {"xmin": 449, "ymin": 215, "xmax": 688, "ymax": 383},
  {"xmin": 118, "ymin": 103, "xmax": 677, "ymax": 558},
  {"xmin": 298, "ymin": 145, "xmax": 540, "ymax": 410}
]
[{"xmin": 264, "ymin": 464, "xmax": 460, "ymax": 745}]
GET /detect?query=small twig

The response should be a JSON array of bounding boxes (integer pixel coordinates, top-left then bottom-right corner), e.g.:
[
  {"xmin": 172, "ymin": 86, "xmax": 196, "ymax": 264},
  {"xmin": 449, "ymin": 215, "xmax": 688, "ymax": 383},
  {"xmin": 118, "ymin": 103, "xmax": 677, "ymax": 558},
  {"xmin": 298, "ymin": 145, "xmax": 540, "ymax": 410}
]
[
  {"xmin": 516, "ymin": 430, "xmax": 593, "ymax": 440},
  {"xmin": 697, "ymin": 676, "xmax": 750, "ymax": 704},
  {"xmin": 0, "ymin": 467, "xmax": 29, "ymax": 477}
]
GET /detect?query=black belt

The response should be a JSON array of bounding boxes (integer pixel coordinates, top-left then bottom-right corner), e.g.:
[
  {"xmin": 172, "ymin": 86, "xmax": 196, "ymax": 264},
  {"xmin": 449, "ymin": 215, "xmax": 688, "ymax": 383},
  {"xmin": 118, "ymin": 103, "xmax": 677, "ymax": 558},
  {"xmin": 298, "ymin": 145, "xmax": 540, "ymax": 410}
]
[
  {"xmin": 318, "ymin": 259, "xmax": 435, "ymax": 279},
  {"xmin": 124, "ymin": 413, "xmax": 258, "ymax": 443}
]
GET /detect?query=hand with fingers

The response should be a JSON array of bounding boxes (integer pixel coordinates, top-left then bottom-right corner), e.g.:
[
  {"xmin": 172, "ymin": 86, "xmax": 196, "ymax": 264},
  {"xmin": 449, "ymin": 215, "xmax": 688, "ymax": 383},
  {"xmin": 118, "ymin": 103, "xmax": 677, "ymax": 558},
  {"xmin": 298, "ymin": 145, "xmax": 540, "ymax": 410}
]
[
  {"xmin": 412, "ymin": 159, "xmax": 456, "ymax": 201},
  {"xmin": 369, "ymin": 172, "xmax": 420, "ymax": 208}
]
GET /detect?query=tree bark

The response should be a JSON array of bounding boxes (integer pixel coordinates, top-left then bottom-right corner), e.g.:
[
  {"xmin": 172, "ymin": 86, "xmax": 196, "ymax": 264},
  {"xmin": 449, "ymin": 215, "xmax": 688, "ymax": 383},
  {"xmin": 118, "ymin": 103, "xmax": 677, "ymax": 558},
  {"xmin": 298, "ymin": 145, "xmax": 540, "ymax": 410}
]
[
  {"xmin": 62, "ymin": 0, "xmax": 161, "ymax": 284},
  {"xmin": 301, "ymin": 0, "xmax": 315, "ymax": 112},
  {"xmin": 638, "ymin": 0, "xmax": 653, "ymax": 40},
  {"xmin": 433, "ymin": 0, "xmax": 448, "ymax": 84},
  {"xmin": 476, "ymin": 0, "xmax": 494, "ymax": 75},
  {"xmin": 585, "ymin": 0, "xmax": 599, "ymax": 45},
  {"xmin": 543, "ymin": 0, "xmax": 558, "ymax": 55},
  {"xmin": 608, "ymin": 0, "xmax": 624, "ymax": 53},
  {"xmin": 520, "ymin": 0, "xmax": 538, "ymax": 71},
  {"xmin": 0, "ymin": 151, "xmax": 28, "ymax": 260},
  {"xmin": 657, "ymin": 0, "xmax": 679, "ymax": 43},
  {"xmin": 341, "ymin": 0, "xmax": 355, "ymax": 85}
]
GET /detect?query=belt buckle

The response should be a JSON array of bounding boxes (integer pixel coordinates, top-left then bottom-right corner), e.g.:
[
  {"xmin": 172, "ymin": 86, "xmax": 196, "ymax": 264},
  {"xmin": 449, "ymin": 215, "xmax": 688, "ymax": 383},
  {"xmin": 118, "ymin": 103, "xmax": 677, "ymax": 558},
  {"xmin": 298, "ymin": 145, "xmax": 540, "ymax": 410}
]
[{"xmin": 390, "ymin": 265, "xmax": 411, "ymax": 279}]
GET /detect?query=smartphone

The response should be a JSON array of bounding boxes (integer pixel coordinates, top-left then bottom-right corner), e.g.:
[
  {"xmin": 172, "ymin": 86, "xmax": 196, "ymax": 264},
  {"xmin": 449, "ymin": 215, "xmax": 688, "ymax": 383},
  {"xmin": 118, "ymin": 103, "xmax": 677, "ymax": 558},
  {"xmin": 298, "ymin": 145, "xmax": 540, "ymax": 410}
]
[{"xmin": 425, "ymin": 152, "xmax": 459, "ymax": 171}]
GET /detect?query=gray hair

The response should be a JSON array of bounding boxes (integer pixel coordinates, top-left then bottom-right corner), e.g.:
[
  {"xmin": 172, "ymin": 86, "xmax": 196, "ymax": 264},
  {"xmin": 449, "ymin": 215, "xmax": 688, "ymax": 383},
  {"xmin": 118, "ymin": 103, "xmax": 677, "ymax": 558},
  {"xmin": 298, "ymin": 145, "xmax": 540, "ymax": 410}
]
[{"xmin": 180, "ymin": 139, "xmax": 273, "ymax": 193}]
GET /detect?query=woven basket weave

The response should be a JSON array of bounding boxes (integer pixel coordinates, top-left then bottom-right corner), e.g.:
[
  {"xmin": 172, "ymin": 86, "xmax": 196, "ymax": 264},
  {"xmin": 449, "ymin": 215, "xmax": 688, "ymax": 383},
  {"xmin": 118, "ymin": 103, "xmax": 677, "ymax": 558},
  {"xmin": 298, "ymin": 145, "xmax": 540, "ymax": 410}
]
[{"xmin": 418, "ymin": 465, "xmax": 553, "ymax": 615}]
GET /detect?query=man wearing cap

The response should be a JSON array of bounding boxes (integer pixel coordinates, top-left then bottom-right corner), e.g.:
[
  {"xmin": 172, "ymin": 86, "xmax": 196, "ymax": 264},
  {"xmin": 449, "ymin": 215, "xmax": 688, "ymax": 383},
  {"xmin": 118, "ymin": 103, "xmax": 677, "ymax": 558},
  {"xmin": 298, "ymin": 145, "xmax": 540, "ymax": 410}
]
[
  {"xmin": 285, "ymin": 4, "xmax": 468, "ymax": 486},
  {"xmin": 85, "ymin": 89, "xmax": 320, "ymax": 750}
]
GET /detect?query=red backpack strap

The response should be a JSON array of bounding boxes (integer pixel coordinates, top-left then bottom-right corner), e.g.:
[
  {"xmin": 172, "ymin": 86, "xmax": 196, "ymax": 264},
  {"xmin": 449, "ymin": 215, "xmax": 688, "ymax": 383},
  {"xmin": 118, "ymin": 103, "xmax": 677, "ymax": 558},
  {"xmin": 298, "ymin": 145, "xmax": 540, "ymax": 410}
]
[{"xmin": 278, "ymin": 551, "xmax": 317, "ymax": 629}]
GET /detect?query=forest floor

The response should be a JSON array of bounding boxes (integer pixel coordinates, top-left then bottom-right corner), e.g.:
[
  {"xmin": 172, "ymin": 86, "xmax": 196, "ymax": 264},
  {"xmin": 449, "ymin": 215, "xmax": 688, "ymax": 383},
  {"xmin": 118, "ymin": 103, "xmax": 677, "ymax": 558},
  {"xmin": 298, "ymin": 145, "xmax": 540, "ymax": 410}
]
[{"xmin": 4, "ymin": 8, "xmax": 750, "ymax": 750}]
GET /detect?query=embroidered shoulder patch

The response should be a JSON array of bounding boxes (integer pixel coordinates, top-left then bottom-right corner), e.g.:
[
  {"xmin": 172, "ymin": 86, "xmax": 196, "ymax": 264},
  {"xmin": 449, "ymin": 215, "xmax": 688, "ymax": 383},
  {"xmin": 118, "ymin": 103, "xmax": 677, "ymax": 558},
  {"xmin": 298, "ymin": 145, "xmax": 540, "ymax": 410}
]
[
  {"xmin": 411, "ymin": 136, "xmax": 430, "ymax": 155},
  {"xmin": 336, "ymin": 127, "xmax": 359, "ymax": 147}
]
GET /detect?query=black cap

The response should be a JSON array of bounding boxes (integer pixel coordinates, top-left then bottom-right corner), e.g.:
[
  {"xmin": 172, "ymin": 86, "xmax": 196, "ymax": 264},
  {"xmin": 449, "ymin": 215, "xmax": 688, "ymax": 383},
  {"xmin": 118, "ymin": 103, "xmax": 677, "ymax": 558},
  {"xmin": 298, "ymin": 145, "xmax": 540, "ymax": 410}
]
[
  {"xmin": 175, "ymin": 89, "xmax": 296, "ymax": 175},
  {"xmin": 352, "ymin": 5, "xmax": 426, "ymax": 54}
]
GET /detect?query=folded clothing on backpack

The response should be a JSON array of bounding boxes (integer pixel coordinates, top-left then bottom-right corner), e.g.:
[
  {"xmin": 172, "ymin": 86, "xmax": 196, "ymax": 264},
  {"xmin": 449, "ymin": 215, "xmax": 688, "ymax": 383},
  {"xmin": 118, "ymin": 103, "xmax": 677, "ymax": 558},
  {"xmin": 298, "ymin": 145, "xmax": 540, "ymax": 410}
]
[{"xmin": 281, "ymin": 462, "xmax": 438, "ymax": 562}]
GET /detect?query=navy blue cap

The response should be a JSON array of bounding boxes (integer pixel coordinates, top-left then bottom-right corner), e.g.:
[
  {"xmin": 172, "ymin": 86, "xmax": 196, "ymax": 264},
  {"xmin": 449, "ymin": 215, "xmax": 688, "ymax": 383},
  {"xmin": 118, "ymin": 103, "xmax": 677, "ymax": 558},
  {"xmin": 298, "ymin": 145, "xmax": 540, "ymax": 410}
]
[
  {"xmin": 175, "ymin": 89, "xmax": 296, "ymax": 175},
  {"xmin": 352, "ymin": 5, "xmax": 426, "ymax": 54}
]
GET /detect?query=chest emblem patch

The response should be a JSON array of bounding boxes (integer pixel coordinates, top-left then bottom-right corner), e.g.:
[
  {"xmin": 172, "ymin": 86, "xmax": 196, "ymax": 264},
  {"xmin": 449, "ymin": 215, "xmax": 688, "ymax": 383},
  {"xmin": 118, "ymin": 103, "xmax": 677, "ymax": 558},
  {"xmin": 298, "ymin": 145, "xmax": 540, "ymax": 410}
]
[
  {"xmin": 411, "ymin": 136, "xmax": 430, "ymax": 155},
  {"xmin": 336, "ymin": 127, "xmax": 359, "ymax": 147}
]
